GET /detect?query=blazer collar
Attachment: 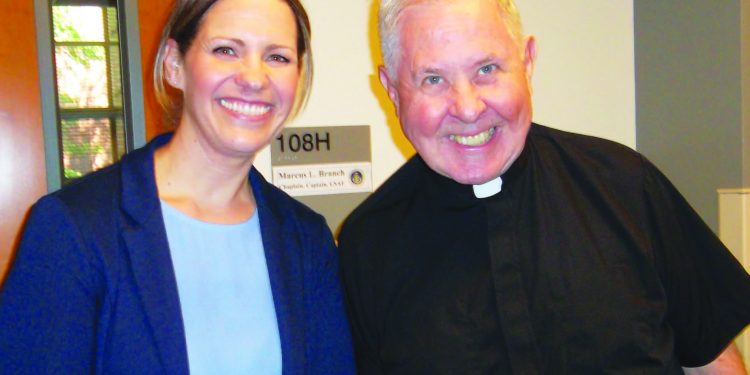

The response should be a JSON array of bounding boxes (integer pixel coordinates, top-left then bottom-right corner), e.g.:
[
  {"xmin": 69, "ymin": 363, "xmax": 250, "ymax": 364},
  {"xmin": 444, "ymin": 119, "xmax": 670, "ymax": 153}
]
[{"xmin": 250, "ymin": 170, "xmax": 307, "ymax": 373}]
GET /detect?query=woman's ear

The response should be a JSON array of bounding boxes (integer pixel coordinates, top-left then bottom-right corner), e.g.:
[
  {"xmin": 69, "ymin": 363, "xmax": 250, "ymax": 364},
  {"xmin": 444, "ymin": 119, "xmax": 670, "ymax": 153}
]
[{"xmin": 163, "ymin": 39, "xmax": 185, "ymax": 90}]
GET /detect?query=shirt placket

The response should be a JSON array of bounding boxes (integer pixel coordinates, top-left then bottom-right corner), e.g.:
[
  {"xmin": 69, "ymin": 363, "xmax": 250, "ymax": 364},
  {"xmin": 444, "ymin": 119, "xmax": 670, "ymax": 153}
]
[{"xmin": 486, "ymin": 192, "xmax": 541, "ymax": 374}]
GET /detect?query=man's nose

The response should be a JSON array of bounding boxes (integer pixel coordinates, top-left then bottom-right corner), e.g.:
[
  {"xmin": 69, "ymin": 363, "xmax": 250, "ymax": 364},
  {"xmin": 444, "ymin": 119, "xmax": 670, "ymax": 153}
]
[
  {"xmin": 449, "ymin": 81, "xmax": 486, "ymax": 123},
  {"xmin": 234, "ymin": 60, "xmax": 268, "ymax": 91}
]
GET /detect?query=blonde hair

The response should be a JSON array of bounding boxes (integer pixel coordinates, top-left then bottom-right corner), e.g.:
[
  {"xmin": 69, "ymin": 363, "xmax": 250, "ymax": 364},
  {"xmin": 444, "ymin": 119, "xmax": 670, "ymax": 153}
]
[
  {"xmin": 153, "ymin": 0, "xmax": 313, "ymax": 124},
  {"xmin": 379, "ymin": 0, "xmax": 524, "ymax": 77}
]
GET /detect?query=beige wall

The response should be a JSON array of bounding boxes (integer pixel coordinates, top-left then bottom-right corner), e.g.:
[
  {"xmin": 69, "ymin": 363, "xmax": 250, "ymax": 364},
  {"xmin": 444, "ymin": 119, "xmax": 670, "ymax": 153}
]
[{"xmin": 519, "ymin": 1, "xmax": 636, "ymax": 148}]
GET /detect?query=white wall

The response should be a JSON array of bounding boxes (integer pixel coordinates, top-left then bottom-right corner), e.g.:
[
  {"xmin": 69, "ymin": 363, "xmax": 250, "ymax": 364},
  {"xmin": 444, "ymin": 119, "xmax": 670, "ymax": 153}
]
[
  {"xmin": 519, "ymin": 0, "xmax": 635, "ymax": 148},
  {"xmin": 718, "ymin": 189, "xmax": 750, "ymax": 365},
  {"xmin": 256, "ymin": 0, "xmax": 636, "ymax": 188}
]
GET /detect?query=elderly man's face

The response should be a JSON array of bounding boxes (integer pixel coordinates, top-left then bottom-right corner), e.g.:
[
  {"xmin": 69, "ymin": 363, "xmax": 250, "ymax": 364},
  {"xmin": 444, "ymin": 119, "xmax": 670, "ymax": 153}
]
[{"xmin": 380, "ymin": 0, "xmax": 536, "ymax": 184}]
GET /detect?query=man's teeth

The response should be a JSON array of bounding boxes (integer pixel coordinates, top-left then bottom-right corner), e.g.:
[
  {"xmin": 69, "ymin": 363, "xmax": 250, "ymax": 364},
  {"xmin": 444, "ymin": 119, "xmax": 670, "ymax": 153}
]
[
  {"xmin": 219, "ymin": 99, "xmax": 270, "ymax": 116},
  {"xmin": 450, "ymin": 127, "xmax": 496, "ymax": 146}
]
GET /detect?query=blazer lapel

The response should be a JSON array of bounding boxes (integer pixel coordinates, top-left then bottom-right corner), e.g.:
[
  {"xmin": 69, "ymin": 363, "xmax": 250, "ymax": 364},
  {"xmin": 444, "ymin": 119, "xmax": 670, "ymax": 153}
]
[
  {"xmin": 251, "ymin": 169, "xmax": 306, "ymax": 374},
  {"xmin": 120, "ymin": 134, "xmax": 189, "ymax": 375}
]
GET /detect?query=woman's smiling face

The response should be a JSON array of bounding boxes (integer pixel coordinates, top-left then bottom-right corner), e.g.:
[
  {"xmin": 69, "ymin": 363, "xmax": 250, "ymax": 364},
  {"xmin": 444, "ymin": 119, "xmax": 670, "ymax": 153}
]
[{"xmin": 165, "ymin": 0, "xmax": 300, "ymax": 160}]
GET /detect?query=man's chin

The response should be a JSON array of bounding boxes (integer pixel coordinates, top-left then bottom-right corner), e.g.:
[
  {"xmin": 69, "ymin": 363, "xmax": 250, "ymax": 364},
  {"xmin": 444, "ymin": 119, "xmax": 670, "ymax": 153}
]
[
  {"xmin": 444, "ymin": 170, "xmax": 503, "ymax": 186},
  {"xmin": 422, "ymin": 156, "xmax": 505, "ymax": 185}
]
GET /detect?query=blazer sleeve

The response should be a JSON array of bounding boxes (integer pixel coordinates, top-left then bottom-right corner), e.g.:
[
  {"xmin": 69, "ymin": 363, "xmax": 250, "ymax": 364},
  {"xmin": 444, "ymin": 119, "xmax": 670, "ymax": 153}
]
[
  {"xmin": 303, "ymin": 217, "xmax": 356, "ymax": 374},
  {"xmin": 0, "ymin": 196, "xmax": 103, "ymax": 374}
]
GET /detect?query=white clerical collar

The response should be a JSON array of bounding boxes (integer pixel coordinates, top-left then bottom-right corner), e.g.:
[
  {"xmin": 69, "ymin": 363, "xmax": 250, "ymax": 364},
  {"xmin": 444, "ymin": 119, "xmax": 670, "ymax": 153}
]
[{"xmin": 472, "ymin": 176, "xmax": 503, "ymax": 198}]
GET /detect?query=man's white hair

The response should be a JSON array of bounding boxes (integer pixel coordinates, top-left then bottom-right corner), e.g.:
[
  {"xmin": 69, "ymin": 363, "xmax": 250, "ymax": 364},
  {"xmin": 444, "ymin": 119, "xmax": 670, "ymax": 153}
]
[{"xmin": 379, "ymin": 0, "xmax": 524, "ymax": 78}]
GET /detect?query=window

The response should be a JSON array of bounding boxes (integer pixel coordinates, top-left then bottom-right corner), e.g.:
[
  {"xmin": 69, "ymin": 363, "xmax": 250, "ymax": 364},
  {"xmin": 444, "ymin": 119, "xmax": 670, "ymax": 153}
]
[
  {"xmin": 52, "ymin": 0, "xmax": 126, "ymax": 183},
  {"xmin": 35, "ymin": 0, "xmax": 145, "ymax": 189}
]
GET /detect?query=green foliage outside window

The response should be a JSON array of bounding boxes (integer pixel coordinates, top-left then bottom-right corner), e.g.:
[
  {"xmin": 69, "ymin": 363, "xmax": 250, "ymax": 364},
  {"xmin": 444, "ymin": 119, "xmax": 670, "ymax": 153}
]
[{"xmin": 52, "ymin": 4, "xmax": 126, "ymax": 184}]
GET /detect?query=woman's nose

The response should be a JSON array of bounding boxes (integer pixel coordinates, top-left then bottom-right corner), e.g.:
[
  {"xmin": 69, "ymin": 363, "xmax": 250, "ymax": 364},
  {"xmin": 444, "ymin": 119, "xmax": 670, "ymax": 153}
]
[{"xmin": 234, "ymin": 60, "xmax": 268, "ymax": 91}]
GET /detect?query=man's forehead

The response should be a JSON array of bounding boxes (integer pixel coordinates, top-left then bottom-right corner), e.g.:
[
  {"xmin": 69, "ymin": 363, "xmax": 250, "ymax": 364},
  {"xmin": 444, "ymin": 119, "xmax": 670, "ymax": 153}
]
[
  {"xmin": 397, "ymin": 1, "xmax": 514, "ymax": 59},
  {"xmin": 397, "ymin": 0, "xmax": 504, "ymax": 20},
  {"xmin": 396, "ymin": 0, "xmax": 508, "ymax": 38}
]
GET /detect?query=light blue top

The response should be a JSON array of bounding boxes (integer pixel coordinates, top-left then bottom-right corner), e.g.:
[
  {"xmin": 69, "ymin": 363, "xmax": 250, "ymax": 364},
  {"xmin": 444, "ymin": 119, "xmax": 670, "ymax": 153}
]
[{"xmin": 161, "ymin": 201, "xmax": 282, "ymax": 375}]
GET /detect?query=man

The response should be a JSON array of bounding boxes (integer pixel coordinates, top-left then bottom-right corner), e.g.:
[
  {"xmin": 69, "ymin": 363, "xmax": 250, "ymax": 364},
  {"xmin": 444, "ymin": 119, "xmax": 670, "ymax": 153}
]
[{"xmin": 338, "ymin": 0, "xmax": 750, "ymax": 373}]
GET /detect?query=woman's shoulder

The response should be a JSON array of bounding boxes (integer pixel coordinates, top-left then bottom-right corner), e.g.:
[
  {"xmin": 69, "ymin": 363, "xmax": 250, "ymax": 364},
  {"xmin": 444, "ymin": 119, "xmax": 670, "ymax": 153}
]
[
  {"xmin": 44, "ymin": 138, "xmax": 160, "ymax": 219},
  {"xmin": 41, "ymin": 162, "xmax": 123, "ymax": 218}
]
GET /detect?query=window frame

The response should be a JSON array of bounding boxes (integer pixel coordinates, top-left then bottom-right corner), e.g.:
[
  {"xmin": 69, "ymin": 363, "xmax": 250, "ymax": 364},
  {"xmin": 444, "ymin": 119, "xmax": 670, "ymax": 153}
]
[{"xmin": 34, "ymin": 0, "xmax": 146, "ymax": 191}]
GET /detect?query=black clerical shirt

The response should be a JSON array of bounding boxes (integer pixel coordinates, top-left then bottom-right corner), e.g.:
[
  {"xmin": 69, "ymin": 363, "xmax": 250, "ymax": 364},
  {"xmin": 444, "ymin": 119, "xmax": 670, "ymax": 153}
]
[{"xmin": 338, "ymin": 124, "xmax": 750, "ymax": 374}]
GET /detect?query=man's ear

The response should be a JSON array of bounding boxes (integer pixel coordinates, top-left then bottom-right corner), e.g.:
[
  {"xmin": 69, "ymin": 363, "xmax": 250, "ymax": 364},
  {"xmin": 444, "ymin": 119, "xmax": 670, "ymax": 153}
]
[
  {"xmin": 522, "ymin": 35, "xmax": 537, "ymax": 90},
  {"xmin": 163, "ymin": 39, "xmax": 185, "ymax": 90},
  {"xmin": 379, "ymin": 65, "xmax": 400, "ymax": 116}
]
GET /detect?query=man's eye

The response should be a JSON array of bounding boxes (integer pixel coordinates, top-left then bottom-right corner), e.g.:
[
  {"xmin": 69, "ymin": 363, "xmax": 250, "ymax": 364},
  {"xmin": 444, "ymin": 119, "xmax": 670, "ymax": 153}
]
[
  {"xmin": 213, "ymin": 47, "xmax": 236, "ymax": 56},
  {"xmin": 478, "ymin": 64, "xmax": 497, "ymax": 75},
  {"xmin": 423, "ymin": 76, "xmax": 442, "ymax": 85}
]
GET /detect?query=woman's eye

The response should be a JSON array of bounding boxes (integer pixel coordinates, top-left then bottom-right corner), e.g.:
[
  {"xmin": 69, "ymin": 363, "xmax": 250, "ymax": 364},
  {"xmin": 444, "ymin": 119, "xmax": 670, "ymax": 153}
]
[
  {"xmin": 213, "ymin": 46, "xmax": 236, "ymax": 56},
  {"xmin": 478, "ymin": 64, "xmax": 497, "ymax": 75},
  {"xmin": 268, "ymin": 54, "xmax": 290, "ymax": 63}
]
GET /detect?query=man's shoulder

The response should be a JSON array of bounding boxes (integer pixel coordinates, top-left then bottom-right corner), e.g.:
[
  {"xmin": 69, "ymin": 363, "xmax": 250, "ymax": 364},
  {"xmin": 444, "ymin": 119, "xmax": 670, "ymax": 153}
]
[
  {"xmin": 529, "ymin": 123, "xmax": 645, "ymax": 175},
  {"xmin": 339, "ymin": 155, "xmax": 426, "ymax": 242},
  {"xmin": 531, "ymin": 123, "xmax": 639, "ymax": 156}
]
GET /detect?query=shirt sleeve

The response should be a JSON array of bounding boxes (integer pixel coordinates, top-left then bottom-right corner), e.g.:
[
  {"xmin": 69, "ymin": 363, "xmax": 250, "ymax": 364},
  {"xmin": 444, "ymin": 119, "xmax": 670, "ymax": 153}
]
[
  {"xmin": 642, "ymin": 157, "xmax": 750, "ymax": 367},
  {"xmin": 0, "ymin": 196, "xmax": 103, "ymax": 374}
]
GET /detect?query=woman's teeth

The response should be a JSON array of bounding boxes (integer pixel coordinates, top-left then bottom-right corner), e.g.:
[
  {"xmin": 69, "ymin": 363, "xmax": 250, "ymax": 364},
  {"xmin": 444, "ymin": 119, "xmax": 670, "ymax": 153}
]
[{"xmin": 219, "ymin": 99, "xmax": 270, "ymax": 116}]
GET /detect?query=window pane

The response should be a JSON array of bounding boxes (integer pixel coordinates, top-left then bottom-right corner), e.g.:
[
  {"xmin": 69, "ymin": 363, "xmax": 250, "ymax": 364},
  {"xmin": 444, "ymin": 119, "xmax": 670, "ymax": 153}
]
[
  {"xmin": 109, "ymin": 46, "xmax": 123, "ymax": 108},
  {"xmin": 55, "ymin": 45, "xmax": 109, "ymax": 108},
  {"xmin": 53, "ymin": 6, "xmax": 105, "ymax": 42},
  {"xmin": 106, "ymin": 6, "xmax": 119, "ymax": 42},
  {"xmin": 115, "ymin": 116, "xmax": 126, "ymax": 159},
  {"xmin": 61, "ymin": 117, "xmax": 120, "ymax": 181}
]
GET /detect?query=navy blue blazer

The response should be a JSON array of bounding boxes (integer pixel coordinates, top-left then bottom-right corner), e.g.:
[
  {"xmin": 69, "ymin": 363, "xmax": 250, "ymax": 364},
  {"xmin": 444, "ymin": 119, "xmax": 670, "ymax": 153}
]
[{"xmin": 0, "ymin": 134, "xmax": 355, "ymax": 374}]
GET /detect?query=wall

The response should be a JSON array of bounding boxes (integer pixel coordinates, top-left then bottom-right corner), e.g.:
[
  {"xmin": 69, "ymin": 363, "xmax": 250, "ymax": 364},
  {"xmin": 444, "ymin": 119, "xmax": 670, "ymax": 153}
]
[
  {"xmin": 255, "ymin": 0, "xmax": 637, "ymax": 185},
  {"xmin": 635, "ymin": 0, "xmax": 744, "ymax": 231},
  {"xmin": 0, "ymin": 1, "xmax": 47, "ymax": 280},
  {"xmin": 519, "ymin": 1, "xmax": 636, "ymax": 147},
  {"xmin": 744, "ymin": 0, "xmax": 750, "ymax": 187},
  {"xmin": 718, "ymin": 189, "xmax": 750, "ymax": 365},
  {"xmin": 138, "ymin": 0, "xmax": 175, "ymax": 140}
]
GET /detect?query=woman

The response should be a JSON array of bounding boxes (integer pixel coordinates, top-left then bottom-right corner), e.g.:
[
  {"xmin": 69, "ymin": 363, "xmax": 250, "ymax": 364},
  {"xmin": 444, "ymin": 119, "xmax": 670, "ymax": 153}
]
[{"xmin": 0, "ymin": 0, "xmax": 354, "ymax": 373}]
